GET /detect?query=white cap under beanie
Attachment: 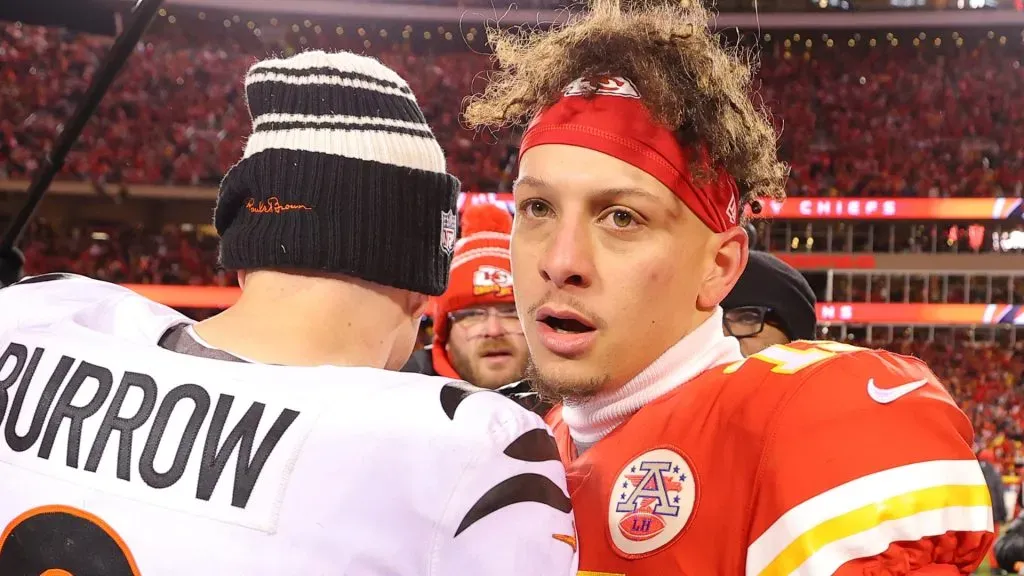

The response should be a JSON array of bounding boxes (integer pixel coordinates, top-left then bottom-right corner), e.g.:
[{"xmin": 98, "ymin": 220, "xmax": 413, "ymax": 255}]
[{"xmin": 214, "ymin": 50, "xmax": 461, "ymax": 296}]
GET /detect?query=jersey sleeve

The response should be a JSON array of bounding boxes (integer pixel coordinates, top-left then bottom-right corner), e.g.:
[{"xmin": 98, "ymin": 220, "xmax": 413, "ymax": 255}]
[
  {"xmin": 0, "ymin": 273, "xmax": 188, "ymax": 340},
  {"xmin": 429, "ymin": 389, "xmax": 578, "ymax": 576},
  {"xmin": 744, "ymin": 348, "xmax": 994, "ymax": 576}
]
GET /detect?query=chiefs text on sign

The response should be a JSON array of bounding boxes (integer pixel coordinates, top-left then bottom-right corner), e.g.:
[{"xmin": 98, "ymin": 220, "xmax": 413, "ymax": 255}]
[{"xmin": 763, "ymin": 199, "xmax": 898, "ymax": 218}]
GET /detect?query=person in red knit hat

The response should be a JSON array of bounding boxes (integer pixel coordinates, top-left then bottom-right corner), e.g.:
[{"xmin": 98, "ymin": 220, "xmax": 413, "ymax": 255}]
[{"xmin": 402, "ymin": 203, "xmax": 529, "ymax": 391}]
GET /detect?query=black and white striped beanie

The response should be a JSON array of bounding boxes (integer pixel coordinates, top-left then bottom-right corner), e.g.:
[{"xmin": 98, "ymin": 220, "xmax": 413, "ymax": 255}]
[{"xmin": 214, "ymin": 50, "xmax": 461, "ymax": 296}]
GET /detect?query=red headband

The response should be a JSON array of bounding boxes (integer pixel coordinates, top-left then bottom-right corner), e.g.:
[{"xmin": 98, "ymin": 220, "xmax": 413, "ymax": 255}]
[{"xmin": 519, "ymin": 76, "xmax": 740, "ymax": 233}]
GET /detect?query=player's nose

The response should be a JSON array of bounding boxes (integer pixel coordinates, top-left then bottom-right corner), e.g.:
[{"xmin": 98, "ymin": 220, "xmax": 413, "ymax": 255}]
[{"xmin": 538, "ymin": 218, "xmax": 594, "ymax": 289}]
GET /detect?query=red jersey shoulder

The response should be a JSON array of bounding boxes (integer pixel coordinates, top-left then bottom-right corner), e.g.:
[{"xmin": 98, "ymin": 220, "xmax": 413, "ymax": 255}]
[
  {"xmin": 718, "ymin": 340, "xmax": 943, "ymax": 394},
  {"xmin": 726, "ymin": 340, "xmax": 967, "ymax": 431},
  {"xmin": 696, "ymin": 340, "xmax": 961, "ymax": 431}
]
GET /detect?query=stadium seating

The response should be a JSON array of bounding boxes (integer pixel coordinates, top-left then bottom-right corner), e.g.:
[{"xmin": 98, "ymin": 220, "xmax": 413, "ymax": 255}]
[{"xmin": 2, "ymin": 20, "xmax": 1023, "ymax": 196}]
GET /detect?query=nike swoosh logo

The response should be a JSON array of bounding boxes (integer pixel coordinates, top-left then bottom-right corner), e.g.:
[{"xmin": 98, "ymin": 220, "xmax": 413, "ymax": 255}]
[{"xmin": 867, "ymin": 378, "xmax": 929, "ymax": 404}]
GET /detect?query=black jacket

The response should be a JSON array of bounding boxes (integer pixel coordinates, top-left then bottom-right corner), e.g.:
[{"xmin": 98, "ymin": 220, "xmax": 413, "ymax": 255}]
[
  {"xmin": 980, "ymin": 460, "xmax": 1008, "ymax": 524},
  {"xmin": 400, "ymin": 347, "xmax": 436, "ymax": 376},
  {"xmin": 996, "ymin": 513, "xmax": 1024, "ymax": 573}
]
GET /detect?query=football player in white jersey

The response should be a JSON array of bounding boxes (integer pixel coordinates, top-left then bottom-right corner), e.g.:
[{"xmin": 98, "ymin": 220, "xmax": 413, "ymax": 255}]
[{"xmin": 0, "ymin": 51, "xmax": 577, "ymax": 576}]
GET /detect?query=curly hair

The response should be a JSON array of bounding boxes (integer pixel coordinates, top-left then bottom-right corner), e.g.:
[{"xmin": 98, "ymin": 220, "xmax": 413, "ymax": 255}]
[{"xmin": 463, "ymin": 0, "xmax": 788, "ymax": 207}]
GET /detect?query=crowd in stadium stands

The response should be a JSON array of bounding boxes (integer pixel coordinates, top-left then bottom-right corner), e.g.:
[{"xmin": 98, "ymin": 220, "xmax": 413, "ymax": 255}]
[
  {"xmin": 19, "ymin": 219, "xmax": 231, "ymax": 287},
  {"xmin": 2, "ymin": 20, "xmax": 1023, "ymax": 197},
  {"xmin": 5, "ymin": 16, "xmax": 1024, "ymax": 482}
]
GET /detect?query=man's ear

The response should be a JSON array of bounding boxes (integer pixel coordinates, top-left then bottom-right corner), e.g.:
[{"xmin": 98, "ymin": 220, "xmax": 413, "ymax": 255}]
[
  {"xmin": 236, "ymin": 270, "xmax": 246, "ymax": 289},
  {"xmin": 696, "ymin": 226, "xmax": 749, "ymax": 311},
  {"xmin": 408, "ymin": 292, "xmax": 431, "ymax": 319}
]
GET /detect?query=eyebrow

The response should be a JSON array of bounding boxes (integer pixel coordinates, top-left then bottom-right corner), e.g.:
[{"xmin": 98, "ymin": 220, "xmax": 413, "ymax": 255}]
[{"xmin": 513, "ymin": 175, "xmax": 662, "ymax": 204}]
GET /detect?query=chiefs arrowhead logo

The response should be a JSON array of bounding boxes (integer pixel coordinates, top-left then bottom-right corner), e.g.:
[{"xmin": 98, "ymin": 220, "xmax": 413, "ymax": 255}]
[
  {"xmin": 563, "ymin": 75, "xmax": 641, "ymax": 99},
  {"xmin": 472, "ymin": 265, "xmax": 513, "ymax": 297}
]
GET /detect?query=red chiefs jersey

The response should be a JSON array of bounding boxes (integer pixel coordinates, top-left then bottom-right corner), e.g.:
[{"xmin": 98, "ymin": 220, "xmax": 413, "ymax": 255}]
[{"xmin": 547, "ymin": 340, "xmax": 994, "ymax": 576}]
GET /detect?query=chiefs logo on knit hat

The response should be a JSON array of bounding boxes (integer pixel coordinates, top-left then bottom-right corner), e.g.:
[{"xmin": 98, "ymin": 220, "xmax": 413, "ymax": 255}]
[{"xmin": 473, "ymin": 265, "xmax": 513, "ymax": 297}]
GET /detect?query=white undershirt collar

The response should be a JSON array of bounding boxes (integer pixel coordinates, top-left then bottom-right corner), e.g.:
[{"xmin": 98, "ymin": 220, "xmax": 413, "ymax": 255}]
[{"xmin": 560, "ymin": 307, "xmax": 743, "ymax": 444}]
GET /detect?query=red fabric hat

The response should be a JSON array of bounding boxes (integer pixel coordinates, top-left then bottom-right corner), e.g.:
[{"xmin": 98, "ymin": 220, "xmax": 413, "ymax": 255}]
[
  {"xmin": 430, "ymin": 203, "xmax": 515, "ymax": 378},
  {"xmin": 520, "ymin": 75, "xmax": 741, "ymax": 233}
]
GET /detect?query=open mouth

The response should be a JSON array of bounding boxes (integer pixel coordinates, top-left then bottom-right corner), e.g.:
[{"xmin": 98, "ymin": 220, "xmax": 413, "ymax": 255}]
[
  {"xmin": 537, "ymin": 310, "xmax": 596, "ymax": 334},
  {"xmin": 481, "ymin": 349, "xmax": 512, "ymax": 358}
]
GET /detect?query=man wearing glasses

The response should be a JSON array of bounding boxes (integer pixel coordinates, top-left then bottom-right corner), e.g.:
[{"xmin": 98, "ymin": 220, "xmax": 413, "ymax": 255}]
[
  {"xmin": 721, "ymin": 250, "xmax": 818, "ymax": 356},
  {"xmin": 403, "ymin": 204, "xmax": 530, "ymax": 391}
]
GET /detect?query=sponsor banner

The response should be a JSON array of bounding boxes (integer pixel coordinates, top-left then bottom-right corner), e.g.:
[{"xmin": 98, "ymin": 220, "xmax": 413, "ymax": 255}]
[
  {"xmin": 755, "ymin": 197, "xmax": 1023, "ymax": 221},
  {"xmin": 457, "ymin": 193, "xmax": 1024, "ymax": 222},
  {"xmin": 123, "ymin": 284, "xmax": 1024, "ymax": 326},
  {"xmin": 817, "ymin": 303, "xmax": 1024, "ymax": 325}
]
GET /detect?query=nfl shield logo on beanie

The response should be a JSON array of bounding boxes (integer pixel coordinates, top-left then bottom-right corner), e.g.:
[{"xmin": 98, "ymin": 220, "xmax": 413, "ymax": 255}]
[{"xmin": 440, "ymin": 210, "xmax": 457, "ymax": 255}]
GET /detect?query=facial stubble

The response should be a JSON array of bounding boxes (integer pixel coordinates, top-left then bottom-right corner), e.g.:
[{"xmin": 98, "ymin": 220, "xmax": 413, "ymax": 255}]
[{"xmin": 525, "ymin": 357, "xmax": 609, "ymax": 404}]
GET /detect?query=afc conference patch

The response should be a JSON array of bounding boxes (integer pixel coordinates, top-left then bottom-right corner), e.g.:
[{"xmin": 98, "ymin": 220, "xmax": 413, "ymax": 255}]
[{"xmin": 607, "ymin": 446, "xmax": 697, "ymax": 558}]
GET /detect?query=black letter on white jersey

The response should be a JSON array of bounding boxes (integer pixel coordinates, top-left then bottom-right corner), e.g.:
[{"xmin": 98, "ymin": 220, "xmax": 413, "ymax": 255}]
[
  {"xmin": 439, "ymin": 382, "xmax": 483, "ymax": 420},
  {"xmin": 85, "ymin": 371, "xmax": 159, "ymax": 481},
  {"xmin": 139, "ymin": 383, "xmax": 210, "ymax": 489},
  {"xmin": 454, "ymin": 473, "xmax": 572, "ymax": 537},
  {"xmin": 454, "ymin": 429, "xmax": 570, "ymax": 537},
  {"xmin": 38, "ymin": 361, "xmax": 114, "ymax": 468},
  {"xmin": 196, "ymin": 395, "xmax": 300, "ymax": 508},
  {"xmin": 502, "ymin": 428, "xmax": 561, "ymax": 463},
  {"xmin": 0, "ymin": 342, "xmax": 29, "ymax": 424},
  {"xmin": 5, "ymin": 352, "xmax": 72, "ymax": 453}
]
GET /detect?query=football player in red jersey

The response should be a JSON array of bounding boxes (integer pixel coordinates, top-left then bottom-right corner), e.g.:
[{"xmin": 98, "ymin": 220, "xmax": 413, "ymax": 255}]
[{"xmin": 465, "ymin": 0, "xmax": 994, "ymax": 574}]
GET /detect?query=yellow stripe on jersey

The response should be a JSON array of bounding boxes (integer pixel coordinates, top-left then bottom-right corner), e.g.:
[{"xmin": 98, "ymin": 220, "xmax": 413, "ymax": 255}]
[
  {"xmin": 746, "ymin": 459, "xmax": 993, "ymax": 576},
  {"xmin": 757, "ymin": 484, "xmax": 991, "ymax": 576},
  {"xmin": 578, "ymin": 572, "xmax": 626, "ymax": 576}
]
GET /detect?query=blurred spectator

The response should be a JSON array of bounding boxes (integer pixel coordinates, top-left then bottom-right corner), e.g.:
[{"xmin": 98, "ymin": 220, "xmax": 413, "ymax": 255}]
[
  {"xmin": 403, "ymin": 204, "xmax": 529, "ymax": 391},
  {"xmin": 721, "ymin": 251, "xmax": 818, "ymax": 356},
  {"xmin": 978, "ymin": 448, "xmax": 1008, "ymax": 569}
]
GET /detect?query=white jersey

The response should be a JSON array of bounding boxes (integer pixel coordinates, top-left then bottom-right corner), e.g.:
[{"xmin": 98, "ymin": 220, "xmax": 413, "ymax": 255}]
[{"xmin": 0, "ymin": 274, "xmax": 577, "ymax": 576}]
